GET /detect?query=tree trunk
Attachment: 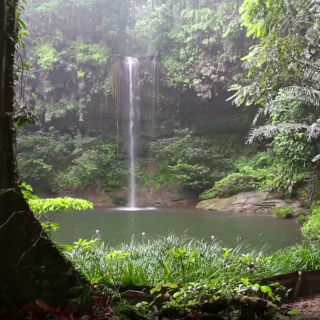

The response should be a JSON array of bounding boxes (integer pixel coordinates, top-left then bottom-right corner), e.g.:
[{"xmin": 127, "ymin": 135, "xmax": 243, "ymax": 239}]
[{"xmin": 0, "ymin": 0, "xmax": 88, "ymax": 311}]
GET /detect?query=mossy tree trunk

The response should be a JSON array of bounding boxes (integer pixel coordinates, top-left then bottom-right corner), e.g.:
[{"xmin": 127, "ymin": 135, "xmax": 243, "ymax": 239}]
[{"xmin": 0, "ymin": 0, "xmax": 88, "ymax": 310}]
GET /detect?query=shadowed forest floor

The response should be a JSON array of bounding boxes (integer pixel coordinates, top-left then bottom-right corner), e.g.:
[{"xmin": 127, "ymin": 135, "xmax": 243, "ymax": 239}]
[{"xmin": 282, "ymin": 298, "xmax": 320, "ymax": 320}]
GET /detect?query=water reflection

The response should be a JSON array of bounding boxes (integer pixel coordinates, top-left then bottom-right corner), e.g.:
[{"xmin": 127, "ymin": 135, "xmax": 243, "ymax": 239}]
[{"xmin": 53, "ymin": 207, "xmax": 302, "ymax": 252}]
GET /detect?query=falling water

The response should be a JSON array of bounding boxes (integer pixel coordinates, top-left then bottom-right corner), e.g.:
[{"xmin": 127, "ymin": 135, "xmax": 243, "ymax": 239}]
[
  {"xmin": 124, "ymin": 57, "xmax": 140, "ymax": 209},
  {"xmin": 151, "ymin": 57, "xmax": 159, "ymax": 140}
]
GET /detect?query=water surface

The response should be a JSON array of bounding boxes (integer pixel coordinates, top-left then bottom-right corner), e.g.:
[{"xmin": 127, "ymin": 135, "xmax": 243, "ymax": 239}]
[{"xmin": 53, "ymin": 207, "xmax": 302, "ymax": 252}]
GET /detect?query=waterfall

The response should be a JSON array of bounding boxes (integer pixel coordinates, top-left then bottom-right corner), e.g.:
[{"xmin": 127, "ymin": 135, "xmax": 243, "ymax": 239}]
[
  {"xmin": 124, "ymin": 57, "xmax": 140, "ymax": 209},
  {"xmin": 151, "ymin": 58, "xmax": 159, "ymax": 140}
]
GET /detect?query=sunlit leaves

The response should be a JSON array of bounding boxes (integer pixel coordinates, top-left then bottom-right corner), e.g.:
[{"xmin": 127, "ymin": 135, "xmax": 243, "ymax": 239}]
[
  {"xmin": 241, "ymin": 0, "xmax": 285, "ymax": 38},
  {"xmin": 43, "ymin": 221, "xmax": 60, "ymax": 231},
  {"xmin": 36, "ymin": 43, "xmax": 59, "ymax": 68},
  {"xmin": 28, "ymin": 197, "xmax": 93, "ymax": 215}
]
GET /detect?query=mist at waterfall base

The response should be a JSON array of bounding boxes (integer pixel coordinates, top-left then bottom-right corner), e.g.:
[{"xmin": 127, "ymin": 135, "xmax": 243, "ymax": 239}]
[{"xmin": 123, "ymin": 57, "xmax": 158, "ymax": 211}]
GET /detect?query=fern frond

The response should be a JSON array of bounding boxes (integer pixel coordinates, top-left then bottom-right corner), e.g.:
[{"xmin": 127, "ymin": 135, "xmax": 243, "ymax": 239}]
[
  {"xmin": 302, "ymin": 66, "xmax": 320, "ymax": 85},
  {"xmin": 247, "ymin": 123, "xmax": 309, "ymax": 144},
  {"xmin": 308, "ymin": 120, "xmax": 320, "ymax": 140},
  {"xmin": 252, "ymin": 99, "xmax": 274, "ymax": 125},
  {"xmin": 283, "ymin": 86, "xmax": 320, "ymax": 107}
]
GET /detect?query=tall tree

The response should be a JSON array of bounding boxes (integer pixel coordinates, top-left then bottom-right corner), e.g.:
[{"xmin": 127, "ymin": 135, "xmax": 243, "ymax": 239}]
[{"xmin": 0, "ymin": 0, "xmax": 87, "ymax": 311}]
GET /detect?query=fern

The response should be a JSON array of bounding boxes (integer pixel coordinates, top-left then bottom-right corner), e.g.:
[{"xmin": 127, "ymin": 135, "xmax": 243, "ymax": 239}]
[
  {"xmin": 247, "ymin": 123, "xmax": 309, "ymax": 144},
  {"xmin": 284, "ymin": 86, "xmax": 320, "ymax": 107}
]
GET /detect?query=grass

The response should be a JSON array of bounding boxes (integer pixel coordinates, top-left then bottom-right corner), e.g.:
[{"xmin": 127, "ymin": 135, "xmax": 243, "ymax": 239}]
[{"xmin": 63, "ymin": 234, "xmax": 320, "ymax": 286}]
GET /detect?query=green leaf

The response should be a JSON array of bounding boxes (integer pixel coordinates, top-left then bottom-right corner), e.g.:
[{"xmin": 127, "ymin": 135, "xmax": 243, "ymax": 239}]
[
  {"xmin": 166, "ymin": 283, "xmax": 178, "ymax": 289},
  {"xmin": 42, "ymin": 221, "xmax": 60, "ymax": 231},
  {"xmin": 150, "ymin": 282, "xmax": 163, "ymax": 294},
  {"xmin": 288, "ymin": 309, "xmax": 300, "ymax": 316}
]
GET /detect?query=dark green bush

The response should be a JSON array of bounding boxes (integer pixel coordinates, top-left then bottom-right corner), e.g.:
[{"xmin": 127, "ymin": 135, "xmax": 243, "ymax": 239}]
[{"xmin": 110, "ymin": 195, "xmax": 128, "ymax": 206}]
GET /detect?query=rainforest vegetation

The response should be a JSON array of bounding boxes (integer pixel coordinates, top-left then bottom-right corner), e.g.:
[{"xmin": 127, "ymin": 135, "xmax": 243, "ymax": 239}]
[
  {"xmin": 3, "ymin": 0, "xmax": 320, "ymax": 319},
  {"xmin": 17, "ymin": 0, "xmax": 320, "ymax": 236},
  {"xmin": 18, "ymin": 0, "xmax": 320, "ymax": 203}
]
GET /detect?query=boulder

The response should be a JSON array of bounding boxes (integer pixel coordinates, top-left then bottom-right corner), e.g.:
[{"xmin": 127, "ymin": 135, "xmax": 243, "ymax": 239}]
[{"xmin": 196, "ymin": 191, "xmax": 309, "ymax": 215}]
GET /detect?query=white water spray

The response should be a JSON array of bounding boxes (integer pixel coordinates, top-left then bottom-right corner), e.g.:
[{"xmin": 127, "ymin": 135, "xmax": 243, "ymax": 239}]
[
  {"xmin": 124, "ymin": 57, "xmax": 140, "ymax": 209},
  {"xmin": 151, "ymin": 57, "xmax": 159, "ymax": 140}
]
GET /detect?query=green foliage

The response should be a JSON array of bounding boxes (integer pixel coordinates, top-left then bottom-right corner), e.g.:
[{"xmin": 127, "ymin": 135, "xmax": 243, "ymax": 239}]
[
  {"xmin": 136, "ymin": 1, "xmax": 246, "ymax": 97},
  {"xmin": 200, "ymin": 173, "xmax": 256, "ymax": 200},
  {"xmin": 200, "ymin": 152, "xmax": 310, "ymax": 199},
  {"xmin": 17, "ymin": 131, "xmax": 69, "ymax": 193},
  {"xmin": 232, "ymin": 0, "xmax": 320, "ymax": 203},
  {"xmin": 65, "ymin": 234, "xmax": 320, "ymax": 287},
  {"xmin": 274, "ymin": 206, "xmax": 293, "ymax": 219},
  {"xmin": 241, "ymin": 0, "xmax": 285, "ymax": 38},
  {"xmin": 72, "ymin": 41, "xmax": 109, "ymax": 66},
  {"xmin": 302, "ymin": 203, "xmax": 320, "ymax": 240},
  {"xmin": 135, "ymin": 159, "xmax": 154, "ymax": 187},
  {"xmin": 59, "ymin": 134, "xmax": 126, "ymax": 190},
  {"xmin": 28, "ymin": 197, "xmax": 93, "ymax": 216},
  {"xmin": 150, "ymin": 129, "xmax": 248, "ymax": 190},
  {"xmin": 36, "ymin": 43, "xmax": 59, "ymax": 68},
  {"xmin": 20, "ymin": 183, "xmax": 93, "ymax": 234},
  {"xmin": 297, "ymin": 214, "xmax": 309, "ymax": 225},
  {"xmin": 17, "ymin": 131, "xmax": 126, "ymax": 193}
]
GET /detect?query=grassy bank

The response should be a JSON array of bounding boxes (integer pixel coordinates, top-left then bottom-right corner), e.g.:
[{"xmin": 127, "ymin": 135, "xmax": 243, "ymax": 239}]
[{"xmin": 63, "ymin": 235, "xmax": 320, "ymax": 286}]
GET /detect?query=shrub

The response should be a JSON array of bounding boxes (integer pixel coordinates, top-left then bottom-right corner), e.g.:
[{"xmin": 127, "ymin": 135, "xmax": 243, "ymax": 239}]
[
  {"xmin": 200, "ymin": 152, "xmax": 310, "ymax": 200},
  {"xmin": 18, "ymin": 131, "xmax": 127, "ymax": 193},
  {"xmin": 110, "ymin": 195, "xmax": 128, "ymax": 206},
  {"xmin": 150, "ymin": 129, "xmax": 248, "ymax": 190},
  {"xmin": 297, "ymin": 214, "xmax": 309, "ymax": 225},
  {"xmin": 200, "ymin": 173, "xmax": 256, "ymax": 200},
  {"xmin": 302, "ymin": 203, "xmax": 320, "ymax": 240},
  {"xmin": 273, "ymin": 206, "xmax": 293, "ymax": 219}
]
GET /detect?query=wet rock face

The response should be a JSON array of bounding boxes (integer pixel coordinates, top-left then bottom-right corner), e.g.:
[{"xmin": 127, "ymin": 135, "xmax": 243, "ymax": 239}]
[
  {"xmin": 134, "ymin": 186, "xmax": 198, "ymax": 207},
  {"xmin": 196, "ymin": 191, "xmax": 309, "ymax": 215},
  {"xmin": 58, "ymin": 185, "xmax": 198, "ymax": 208},
  {"xmin": 59, "ymin": 186, "xmax": 115, "ymax": 207}
]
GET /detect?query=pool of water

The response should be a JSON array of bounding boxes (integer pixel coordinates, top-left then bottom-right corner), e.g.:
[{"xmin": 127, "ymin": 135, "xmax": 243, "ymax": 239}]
[{"xmin": 52, "ymin": 207, "xmax": 302, "ymax": 252}]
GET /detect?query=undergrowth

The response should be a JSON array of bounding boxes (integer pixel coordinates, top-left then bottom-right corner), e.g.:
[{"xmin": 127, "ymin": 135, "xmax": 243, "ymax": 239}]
[
  {"xmin": 200, "ymin": 153, "xmax": 310, "ymax": 200},
  {"xmin": 63, "ymin": 234, "xmax": 320, "ymax": 287}
]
